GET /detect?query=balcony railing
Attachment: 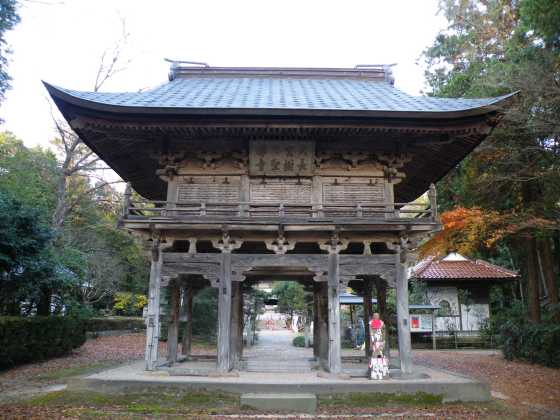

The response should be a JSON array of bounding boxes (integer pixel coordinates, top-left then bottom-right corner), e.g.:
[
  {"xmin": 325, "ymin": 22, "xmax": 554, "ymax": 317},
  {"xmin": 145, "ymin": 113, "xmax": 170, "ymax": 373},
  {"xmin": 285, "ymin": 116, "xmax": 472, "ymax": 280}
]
[{"xmin": 120, "ymin": 184, "xmax": 439, "ymax": 224}]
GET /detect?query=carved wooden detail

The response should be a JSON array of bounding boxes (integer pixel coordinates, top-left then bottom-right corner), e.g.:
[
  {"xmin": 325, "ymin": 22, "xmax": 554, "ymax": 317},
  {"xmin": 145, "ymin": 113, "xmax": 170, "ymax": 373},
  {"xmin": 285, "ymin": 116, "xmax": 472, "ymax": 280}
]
[
  {"xmin": 161, "ymin": 253, "xmax": 221, "ymax": 287},
  {"xmin": 264, "ymin": 229, "xmax": 296, "ymax": 254},
  {"xmin": 319, "ymin": 232, "xmax": 349, "ymax": 254}
]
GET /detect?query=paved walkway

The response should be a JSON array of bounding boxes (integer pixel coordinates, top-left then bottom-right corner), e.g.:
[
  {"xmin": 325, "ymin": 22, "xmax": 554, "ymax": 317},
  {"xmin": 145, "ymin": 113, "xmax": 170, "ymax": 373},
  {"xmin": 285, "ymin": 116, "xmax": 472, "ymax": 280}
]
[{"xmin": 244, "ymin": 329, "xmax": 314, "ymax": 372}]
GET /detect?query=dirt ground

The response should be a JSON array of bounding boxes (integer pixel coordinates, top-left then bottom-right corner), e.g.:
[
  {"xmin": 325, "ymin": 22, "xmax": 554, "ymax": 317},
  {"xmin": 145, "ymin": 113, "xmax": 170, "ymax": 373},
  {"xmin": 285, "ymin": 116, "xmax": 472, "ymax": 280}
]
[
  {"xmin": 413, "ymin": 349, "xmax": 560, "ymax": 419},
  {"xmin": 0, "ymin": 334, "xmax": 558, "ymax": 419}
]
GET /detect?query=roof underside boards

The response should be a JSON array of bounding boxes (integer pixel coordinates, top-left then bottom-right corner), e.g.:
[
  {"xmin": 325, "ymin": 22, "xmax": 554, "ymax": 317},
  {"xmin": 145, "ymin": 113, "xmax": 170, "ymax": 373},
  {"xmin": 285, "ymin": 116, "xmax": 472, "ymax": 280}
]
[
  {"xmin": 412, "ymin": 257, "xmax": 519, "ymax": 281},
  {"xmin": 44, "ymin": 66, "xmax": 515, "ymax": 202}
]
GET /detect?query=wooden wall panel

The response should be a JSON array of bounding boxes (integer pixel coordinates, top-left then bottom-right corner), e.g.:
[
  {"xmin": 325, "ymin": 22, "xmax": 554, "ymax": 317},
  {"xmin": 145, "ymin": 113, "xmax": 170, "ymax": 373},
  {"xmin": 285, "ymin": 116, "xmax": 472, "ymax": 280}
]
[
  {"xmin": 249, "ymin": 179, "xmax": 312, "ymax": 204},
  {"xmin": 322, "ymin": 178, "xmax": 385, "ymax": 205},
  {"xmin": 177, "ymin": 176, "xmax": 241, "ymax": 203}
]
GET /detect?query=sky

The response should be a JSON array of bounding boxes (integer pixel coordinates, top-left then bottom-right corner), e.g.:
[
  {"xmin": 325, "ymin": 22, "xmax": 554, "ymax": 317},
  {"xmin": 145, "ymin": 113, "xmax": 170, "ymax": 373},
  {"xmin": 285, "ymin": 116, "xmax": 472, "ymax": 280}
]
[{"xmin": 0, "ymin": 0, "xmax": 447, "ymax": 149}]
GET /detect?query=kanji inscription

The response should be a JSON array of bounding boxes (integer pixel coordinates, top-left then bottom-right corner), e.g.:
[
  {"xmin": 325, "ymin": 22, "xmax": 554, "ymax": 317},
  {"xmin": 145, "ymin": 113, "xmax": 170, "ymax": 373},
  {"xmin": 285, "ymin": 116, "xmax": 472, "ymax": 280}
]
[{"xmin": 249, "ymin": 140, "xmax": 315, "ymax": 176}]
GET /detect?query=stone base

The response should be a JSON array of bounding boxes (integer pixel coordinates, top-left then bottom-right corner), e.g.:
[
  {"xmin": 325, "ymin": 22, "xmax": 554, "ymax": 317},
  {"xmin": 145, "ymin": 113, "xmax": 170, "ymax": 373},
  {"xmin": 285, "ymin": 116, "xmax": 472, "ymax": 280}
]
[
  {"xmin": 69, "ymin": 360, "xmax": 491, "ymax": 403},
  {"xmin": 240, "ymin": 393, "xmax": 316, "ymax": 414}
]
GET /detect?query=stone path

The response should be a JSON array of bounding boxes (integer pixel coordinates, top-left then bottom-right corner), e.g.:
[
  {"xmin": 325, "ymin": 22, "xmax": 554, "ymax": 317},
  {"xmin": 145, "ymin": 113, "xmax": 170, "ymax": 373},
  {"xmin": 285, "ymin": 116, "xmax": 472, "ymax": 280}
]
[{"xmin": 244, "ymin": 329, "xmax": 314, "ymax": 373}]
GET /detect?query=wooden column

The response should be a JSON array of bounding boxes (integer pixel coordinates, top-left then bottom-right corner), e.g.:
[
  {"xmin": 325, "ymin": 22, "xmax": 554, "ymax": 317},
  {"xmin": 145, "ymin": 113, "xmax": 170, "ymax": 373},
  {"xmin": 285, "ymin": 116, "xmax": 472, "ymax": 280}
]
[
  {"xmin": 318, "ymin": 282, "xmax": 329, "ymax": 365},
  {"xmin": 217, "ymin": 252, "xmax": 233, "ymax": 372},
  {"xmin": 313, "ymin": 282, "xmax": 320, "ymax": 358},
  {"xmin": 181, "ymin": 286, "xmax": 194, "ymax": 357},
  {"xmin": 375, "ymin": 277, "xmax": 388, "ymax": 321},
  {"xmin": 327, "ymin": 252, "xmax": 342, "ymax": 374},
  {"xmin": 145, "ymin": 242, "xmax": 163, "ymax": 371},
  {"xmin": 396, "ymin": 246, "xmax": 413, "ymax": 375},
  {"xmin": 238, "ymin": 288, "xmax": 244, "ymax": 358},
  {"xmin": 304, "ymin": 307, "xmax": 312, "ymax": 348},
  {"xmin": 362, "ymin": 277, "xmax": 372, "ymax": 358},
  {"xmin": 230, "ymin": 281, "xmax": 242, "ymax": 369},
  {"xmin": 166, "ymin": 280, "xmax": 180, "ymax": 363}
]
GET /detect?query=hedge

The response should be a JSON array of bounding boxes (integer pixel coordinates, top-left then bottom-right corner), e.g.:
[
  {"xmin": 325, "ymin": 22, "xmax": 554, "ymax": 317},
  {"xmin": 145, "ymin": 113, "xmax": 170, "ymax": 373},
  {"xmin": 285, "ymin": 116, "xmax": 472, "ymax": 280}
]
[
  {"xmin": 0, "ymin": 316, "xmax": 86, "ymax": 370},
  {"xmin": 500, "ymin": 320, "xmax": 560, "ymax": 368},
  {"xmin": 84, "ymin": 316, "xmax": 145, "ymax": 332},
  {"xmin": 292, "ymin": 335, "xmax": 306, "ymax": 347}
]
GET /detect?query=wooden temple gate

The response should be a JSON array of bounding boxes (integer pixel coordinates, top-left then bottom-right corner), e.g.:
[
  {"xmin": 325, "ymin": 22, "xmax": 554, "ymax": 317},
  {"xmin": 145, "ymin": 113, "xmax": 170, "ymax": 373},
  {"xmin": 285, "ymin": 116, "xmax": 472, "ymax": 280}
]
[{"xmin": 46, "ymin": 62, "xmax": 513, "ymax": 376}]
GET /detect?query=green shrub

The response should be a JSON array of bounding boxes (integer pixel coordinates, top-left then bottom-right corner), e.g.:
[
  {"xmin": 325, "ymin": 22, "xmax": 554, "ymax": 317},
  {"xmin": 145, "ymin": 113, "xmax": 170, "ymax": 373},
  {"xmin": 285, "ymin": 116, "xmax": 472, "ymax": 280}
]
[
  {"xmin": 0, "ymin": 316, "xmax": 86, "ymax": 370},
  {"xmin": 292, "ymin": 335, "xmax": 306, "ymax": 347},
  {"xmin": 484, "ymin": 302, "xmax": 560, "ymax": 368},
  {"xmin": 84, "ymin": 316, "xmax": 145, "ymax": 332}
]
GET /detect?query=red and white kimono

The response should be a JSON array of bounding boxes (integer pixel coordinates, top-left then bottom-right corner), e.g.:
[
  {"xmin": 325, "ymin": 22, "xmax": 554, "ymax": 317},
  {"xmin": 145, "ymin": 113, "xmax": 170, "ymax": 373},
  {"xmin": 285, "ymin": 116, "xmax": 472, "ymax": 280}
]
[{"xmin": 369, "ymin": 319, "xmax": 389, "ymax": 380}]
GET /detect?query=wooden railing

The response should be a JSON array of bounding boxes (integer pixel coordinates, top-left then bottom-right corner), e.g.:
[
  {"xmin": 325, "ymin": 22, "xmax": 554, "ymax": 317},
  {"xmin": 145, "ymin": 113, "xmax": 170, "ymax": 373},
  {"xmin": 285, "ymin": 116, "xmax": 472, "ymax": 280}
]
[{"xmin": 121, "ymin": 184, "xmax": 438, "ymax": 223}]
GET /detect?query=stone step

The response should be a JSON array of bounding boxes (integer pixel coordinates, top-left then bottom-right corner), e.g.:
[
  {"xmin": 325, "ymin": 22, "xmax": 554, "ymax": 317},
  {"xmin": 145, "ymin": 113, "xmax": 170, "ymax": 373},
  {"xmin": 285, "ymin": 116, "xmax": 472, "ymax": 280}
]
[
  {"xmin": 240, "ymin": 393, "xmax": 316, "ymax": 414},
  {"xmin": 244, "ymin": 361, "xmax": 313, "ymax": 372}
]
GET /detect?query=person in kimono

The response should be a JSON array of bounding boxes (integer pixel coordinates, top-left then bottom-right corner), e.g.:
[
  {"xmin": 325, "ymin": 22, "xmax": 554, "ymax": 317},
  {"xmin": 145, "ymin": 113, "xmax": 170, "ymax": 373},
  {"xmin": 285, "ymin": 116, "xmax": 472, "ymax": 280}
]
[{"xmin": 369, "ymin": 313, "xmax": 389, "ymax": 379}]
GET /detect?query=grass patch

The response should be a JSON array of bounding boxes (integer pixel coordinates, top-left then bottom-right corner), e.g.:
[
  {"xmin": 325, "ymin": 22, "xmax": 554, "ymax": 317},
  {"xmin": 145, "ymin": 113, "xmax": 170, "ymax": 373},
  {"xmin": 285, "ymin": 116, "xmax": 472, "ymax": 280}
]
[
  {"xmin": 319, "ymin": 391, "xmax": 444, "ymax": 407},
  {"xmin": 26, "ymin": 389, "xmax": 239, "ymax": 416},
  {"xmin": 35, "ymin": 361, "xmax": 120, "ymax": 381}
]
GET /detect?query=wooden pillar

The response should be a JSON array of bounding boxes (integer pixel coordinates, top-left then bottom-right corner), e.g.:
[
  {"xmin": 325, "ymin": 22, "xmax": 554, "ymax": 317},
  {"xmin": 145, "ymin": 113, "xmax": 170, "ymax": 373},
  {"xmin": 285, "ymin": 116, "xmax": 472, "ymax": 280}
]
[
  {"xmin": 318, "ymin": 282, "xmax": 329, "ymax": 365},
  {"xmin": 217, "ymin": 252, "xmax": 233, "ymax": 372},
  {"xmin": 363, "ymin": 277, "xmax": 372, "ymax": 358},
  {"xmin": 166, "ymin": 280, "xmax": 180, "ymax": 363},
  {"xmin": 327, "ymin": 252, "xmax": 342, "ymax": 374},
  {"xmin": 181, "ymin": 286, "xmax": 194, "ymax": 357},
  {"xmin": 313, "ymin": 283, "xmax": 320, "ymax": 358},
  {"xmin": 145, "ymin": 243, "xmax": 163, "ymax": 371},
  {"xmin": 238, "ymin": 288, "xmax": 244, "ymax": 358},
  {"xmin": 375, "ymin": 276, "xmax": 389, "ymax": 358},
  {"xmin": 375, "ymin": 277, "xmax": 388, "ymax": 320},
  {"xmin": 304, "ymin": 307, "xmax": 312, "ymax": 348},
  {"xmin": 230, "ymin": 281, "xmax": 243, "ymax": 369},
  {"xmin": 396, "ymin": 247, "xmax": 412, "ymax": 375}
]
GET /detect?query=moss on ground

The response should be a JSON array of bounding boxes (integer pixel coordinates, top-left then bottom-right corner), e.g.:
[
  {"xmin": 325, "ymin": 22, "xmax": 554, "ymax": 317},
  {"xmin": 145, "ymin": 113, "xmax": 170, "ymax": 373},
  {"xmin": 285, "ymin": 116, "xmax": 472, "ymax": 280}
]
[
  {"xmin": 35, "ymin": 361, "xmax": 120, "ymax": 381},
  {"xmin": 319, "ymin": 391, "xmax": 444, "ymax": 407},
  {"xmin": 5, "ymin": 389, "xmax": 519, "ymax": 419},
  {"xmin": 26, "ymin": 389, "xmax": 239, "ymax": 416}
]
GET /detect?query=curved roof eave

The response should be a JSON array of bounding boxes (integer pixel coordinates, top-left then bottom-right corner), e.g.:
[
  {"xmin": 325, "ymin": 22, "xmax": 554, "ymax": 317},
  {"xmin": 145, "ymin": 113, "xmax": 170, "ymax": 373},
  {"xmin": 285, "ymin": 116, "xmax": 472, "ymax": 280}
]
[{"xmin": 43, "ymin": 81, "xmax": 518, "ymax": 121}]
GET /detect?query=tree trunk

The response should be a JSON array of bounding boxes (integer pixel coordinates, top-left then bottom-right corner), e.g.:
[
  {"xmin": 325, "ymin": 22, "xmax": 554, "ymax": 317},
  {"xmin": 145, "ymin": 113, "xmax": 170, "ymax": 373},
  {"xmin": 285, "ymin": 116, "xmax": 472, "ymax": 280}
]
[
  {"xmin": 553, "ymin": 231, "xmax": 560, "ymax": 277},
  {"xmin": 36, "ymin": 287, "xmax": 51, "ymax": 316},
  {"xmin": 527, "ymin": 237, "xmax": 541, "ymax": 323},
  {"xmin": 538, "ymin": 238, "xmax": 558, "ymax": 304}
]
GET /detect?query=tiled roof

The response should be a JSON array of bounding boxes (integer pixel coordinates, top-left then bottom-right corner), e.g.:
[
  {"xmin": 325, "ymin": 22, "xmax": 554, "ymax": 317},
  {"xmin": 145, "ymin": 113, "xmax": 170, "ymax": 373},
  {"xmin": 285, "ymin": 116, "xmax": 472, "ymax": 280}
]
[
  {"xmin": 45, "ymin": 67, "xmax": 514, "ymax": 116},
  {"xmin": 412, "ymin": 254, "xmax": 518, "ymax": 281}
]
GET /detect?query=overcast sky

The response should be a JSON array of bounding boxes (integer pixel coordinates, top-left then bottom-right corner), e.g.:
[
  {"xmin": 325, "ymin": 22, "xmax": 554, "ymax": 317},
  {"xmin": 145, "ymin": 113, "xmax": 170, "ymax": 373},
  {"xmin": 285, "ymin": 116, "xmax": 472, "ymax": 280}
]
[{"xmin": 0, "ymin": 0, "xmax": 447, "ymax": 148}]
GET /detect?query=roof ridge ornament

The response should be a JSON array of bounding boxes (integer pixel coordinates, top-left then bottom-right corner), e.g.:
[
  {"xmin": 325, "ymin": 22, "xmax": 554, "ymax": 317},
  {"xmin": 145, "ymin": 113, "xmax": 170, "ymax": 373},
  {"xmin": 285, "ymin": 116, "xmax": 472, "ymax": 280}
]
[
  {"xmin": 165, "ymin": 58, "xmax": 210, "ymax": 81},
  {"xmin": 354, "ymin": 63, "xmax": 396, "ymax": 85}
]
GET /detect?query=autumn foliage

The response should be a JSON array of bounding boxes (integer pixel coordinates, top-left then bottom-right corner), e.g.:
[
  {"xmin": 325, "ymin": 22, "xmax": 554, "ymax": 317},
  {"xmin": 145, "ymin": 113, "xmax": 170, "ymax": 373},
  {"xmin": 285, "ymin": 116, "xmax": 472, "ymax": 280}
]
[{"xmin": 420, "ymin": 206, "xmax": 557, "ymax": 259}]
